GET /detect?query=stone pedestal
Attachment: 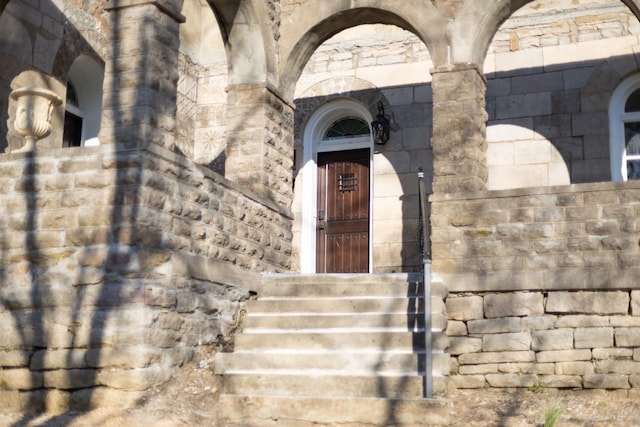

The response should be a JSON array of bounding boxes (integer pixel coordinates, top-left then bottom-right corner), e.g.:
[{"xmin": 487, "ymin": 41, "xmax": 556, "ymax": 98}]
[
  {"xmin": 225, "ymin": 83, "xmax": 295, "ymax": 208},
  {"xmin": 431, "ymin": 65, "xmax": 488, "ymax": 193}
]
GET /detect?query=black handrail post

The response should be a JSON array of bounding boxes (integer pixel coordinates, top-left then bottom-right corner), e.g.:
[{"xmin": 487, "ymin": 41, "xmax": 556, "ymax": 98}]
[{"xmin": 417, "ymin": 168, "xmax": 432, "ymax": 398}]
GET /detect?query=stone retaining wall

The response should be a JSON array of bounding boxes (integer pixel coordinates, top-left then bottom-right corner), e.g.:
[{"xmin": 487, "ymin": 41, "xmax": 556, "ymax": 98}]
[
  {"xmin": 0, "ymin": 144, "xmax": 292, "ymax": 412},
  {"xmin": 432, "ymin": 181, "xmax": 640, "ymax": 391}
]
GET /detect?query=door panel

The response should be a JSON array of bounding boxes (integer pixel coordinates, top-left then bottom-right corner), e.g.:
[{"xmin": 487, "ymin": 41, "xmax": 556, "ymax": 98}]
[{"xmin": 316, "ymin": 149, "xmax": 370, "ymax": 273}]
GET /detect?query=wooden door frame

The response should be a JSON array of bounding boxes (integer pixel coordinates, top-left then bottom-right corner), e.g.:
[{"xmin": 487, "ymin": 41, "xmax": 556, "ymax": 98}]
[{"xmin": 300, "ymin": 99, "xmax": 374, "ymax": 273}]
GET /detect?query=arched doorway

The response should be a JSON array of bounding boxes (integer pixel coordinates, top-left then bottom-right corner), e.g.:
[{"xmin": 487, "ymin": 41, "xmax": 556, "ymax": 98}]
[{"xmin": 300, "ymin": 99, "xmax": 374, "ymax": 273}]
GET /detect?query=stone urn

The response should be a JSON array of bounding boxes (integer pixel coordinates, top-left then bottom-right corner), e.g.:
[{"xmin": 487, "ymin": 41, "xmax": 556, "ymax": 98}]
[{"xmin": 10, "ymin": 87, "xmax": 62, "ymax": 152}]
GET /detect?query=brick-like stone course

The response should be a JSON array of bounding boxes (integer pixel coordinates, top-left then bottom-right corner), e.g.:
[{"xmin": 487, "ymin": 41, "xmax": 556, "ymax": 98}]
[
  {"xmin": 447, "ymin": 289, "xmax": 640, "ymax": 391},
  {"xmin": 0, "ymin": 144, "xmax": 292, "ymax": 411}
]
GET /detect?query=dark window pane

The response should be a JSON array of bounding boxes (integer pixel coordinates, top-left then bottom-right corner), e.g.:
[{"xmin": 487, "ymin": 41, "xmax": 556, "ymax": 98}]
[
  {"xmin": 323, "ymin": 117, "xmax": 370, "ymax": 140},
  {"xmin": 625, "ymin": 88, "xmax": 640, "ymax": 112},
  {"xmin": 63, "ymin": 112, "xmax": 83, "ymax": 147}
]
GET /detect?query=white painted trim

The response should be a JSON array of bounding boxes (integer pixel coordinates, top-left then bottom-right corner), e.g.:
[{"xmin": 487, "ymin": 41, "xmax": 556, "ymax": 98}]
[
  {"xmin": 609, "ymin": 73, "xmax": 640, "ymax": 181},
  {"xmin": 300, "ymin": 99, "xmax": 374, "ymax": 273}
]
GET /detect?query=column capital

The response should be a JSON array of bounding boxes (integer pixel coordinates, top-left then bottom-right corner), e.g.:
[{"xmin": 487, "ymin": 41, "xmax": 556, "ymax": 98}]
[{"xmin": 105, "ymin": 0, "xmax": 185, "ymax": 23}]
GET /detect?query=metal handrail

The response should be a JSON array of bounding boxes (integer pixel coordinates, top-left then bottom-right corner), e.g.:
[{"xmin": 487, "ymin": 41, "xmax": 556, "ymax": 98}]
[{"xmin": 417, "ymin": 168, "xmax": 432, "ymax": 398}]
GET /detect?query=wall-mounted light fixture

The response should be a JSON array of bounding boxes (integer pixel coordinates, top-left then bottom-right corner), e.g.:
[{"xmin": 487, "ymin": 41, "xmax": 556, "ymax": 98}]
[{"xmin": 371, "ymin": 101, "xmax": 390, "ymax": 144}]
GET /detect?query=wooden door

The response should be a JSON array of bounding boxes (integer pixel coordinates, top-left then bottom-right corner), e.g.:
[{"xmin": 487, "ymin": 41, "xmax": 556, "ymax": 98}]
[{"xmin": 316, "ymin": 149, "xmax": 370, "ymax": 273}]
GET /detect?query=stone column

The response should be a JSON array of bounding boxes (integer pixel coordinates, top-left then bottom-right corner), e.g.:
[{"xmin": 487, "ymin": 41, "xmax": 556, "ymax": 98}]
[
  {"xmin": 225, "ymin": 83, "xmax": 295, "ymax": 208},
  {"xmin": 101, "ymin": 0, "xmax": 185, "ymax": 148},
  {"xmin": 430, "ymin": 64, "xmax": 488, "ymax": 193}
]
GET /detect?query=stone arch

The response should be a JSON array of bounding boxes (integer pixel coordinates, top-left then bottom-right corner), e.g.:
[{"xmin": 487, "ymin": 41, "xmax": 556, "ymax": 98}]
[
  {"xmin": 455, "ymin": 0, "xmax": 640, "ymax": 71},
  {"xmin": 207, "ymin": 0, "xmax": 273, "ymax": 86},
  {"xmin": 279, "ymin": 1, "xmax": 447, "ymax": 99},
  {"xmin": 52, "ymin": 24, "xmax": 106, "ymax": 82},
  {"xmin": 294, "ymin": 77, "xmax": 387, "ymax": 147}
]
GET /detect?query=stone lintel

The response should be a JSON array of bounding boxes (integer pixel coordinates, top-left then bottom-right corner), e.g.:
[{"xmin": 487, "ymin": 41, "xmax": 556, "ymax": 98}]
[{"xmin": 105, "ymin": 0, "xmax": 186, "ymax": 22}]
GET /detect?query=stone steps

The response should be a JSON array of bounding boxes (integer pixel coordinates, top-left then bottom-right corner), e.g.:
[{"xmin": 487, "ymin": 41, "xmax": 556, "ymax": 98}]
[
  {"xmin": 215, "ymin": 273, "xmax": 450, "ymax": 426},
  {"xmin": 218, "ymin": 395, "xmax": 452, "ymax": 427}
]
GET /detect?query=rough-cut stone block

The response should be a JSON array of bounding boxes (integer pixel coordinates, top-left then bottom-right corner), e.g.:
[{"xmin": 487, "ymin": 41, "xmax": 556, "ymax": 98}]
[
  {"xmin": 555, "ymin": 315, "xmax": 609, "ymax": 328},
  {"xmin": 532, "ymin": 328, "xmax": 573, "ymax": 351},
  {"xmin": 44, "ymin": 389, "xmax": 72, "ymax": 414},
  {"xmin": 0, "ymin": 368, "xmax": 44, "ymax": 390},
  {"xmin": 485, "ymin": 373, "xmax": 537, "ymax": 388},
  {"xmin": 468, "ymin": 317, "xmax": 520, "ymax": 334},
  {"xmin": 596, "ymin": 360, "xmax": 640, "ymax": 375},
  {"xmin": 448, "ymin": 374, "xmax": 486, "ymax": 389},
  {"xmin": 0, "ymin": 390, "xmax": 21, "ymax": 413},
  {"xmin": 446, "ymin": 295, "xmax": 483, "ymax": 320},
  {"xmin": 592, "ymin": 348, "xmax": 634, "ymax": 360},
  {"xmin": 584, "ymin": 374, "xmax": 630, "ymax": 389},
  {"xmin": 0, "ymin": 350, "xmax": 30, "ymax": 367},
  {"xmin": 459, "ymin": 364, "xmax": 498, "ymax": 375},
  {"xmin": 631, "ymin": 375, "xmax": 640, "ymax": 388},
  {"xmin": 555, "ymin": 361, "xmax": 595, "ymax": 375},
  {"xmin": 458, "ymin": 351, "xmax": 535, "ymax": 365},
  {"xmin": 536, "ymin": 349, "xmax": 592, "ymax": 363},
  {"xmin": 521, "ymin": 315, "xmax": 556, "ymax": 331},
  {"xmin": 546, "ymin": 291, "xmax": 629, "ymax": 315},
  {"xmin": 498, "ymin": 362, "xmax": 554, "ymax": 375},
  {"xmin": 448, "ymin": 337, "xmax": 482, "ymax": 355},
  {"xmin": 85, "ymin": 346, "xmax": 160, "ymax": 368},
  {"xmin": 616, "ymin": 328, "xmax": 640, "ymax": 347},
  {"xmin": 632, "ymin": 291, "xmax": 640, "ymax": 316},
  {"xmin": 446, "ymin": 320, "xmax": 468, "ymax": 336},
  {"xmin": 484, "ymin": 292, "xmax": 543, "ymax": 318},
  {"xmin": 44, "ymin": 369, "xmax": 98, "ymax": 389},
  {"xmin": 483, "ymin": 332, "xmax": 531, "ymax": 352},
  {"xmin": 609, "ymin": 316, "xmax": 640, "ymax": 327},
  {"xmin": 31, "ymin": 349, "xmax": 87, "ymax": 370},
  {"xmin": 574, "ymin": 327, "xmax": 613, "ymax": 349},
  {"xmin": 540, "ymin": 375, "xmax": 582, "ymax": 388},
  {"xmin": 98, "ymin": 366, "xmax": 172, "ymax": 391}
]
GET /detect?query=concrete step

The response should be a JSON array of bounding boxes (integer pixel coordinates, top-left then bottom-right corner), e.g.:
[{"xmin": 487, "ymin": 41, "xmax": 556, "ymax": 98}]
[
  {"xmin": 220, "ymin": 372, "xmax": 426, "ymax": 399},
  {"xmin": 246, "ymin": 296, "xmax": 422, "ymax": 314},
  {"xmin": 218, "ymin": 394, "xmax": 452, "ymax": 426},
  {"xmin": 259, "ymin": 272, "xmax": 448, "ymax": 298},
  {"xmin": 234, "ymin": 330, "xmax": 423, "ymax": 351},
  {"xmin": 242, "ymin": 312, "xmax": 426, "ymax": 330},
  {"xmin": 234, "ymin": 330, "xmax": 448, "ymax": 352},
  {"xmin": 215, "ymin": 350, "xmax": 426, "ymax": 374}
]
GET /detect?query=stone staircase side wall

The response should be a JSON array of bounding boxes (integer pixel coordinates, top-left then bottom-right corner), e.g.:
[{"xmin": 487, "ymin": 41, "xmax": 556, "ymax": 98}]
[
  {"xmin": 432, "ymin": 181, "xmax": 640, "ymax": 391},
  {"xmin": 0, "ymin": 145, "xmax": 293, "ymax": 413}
]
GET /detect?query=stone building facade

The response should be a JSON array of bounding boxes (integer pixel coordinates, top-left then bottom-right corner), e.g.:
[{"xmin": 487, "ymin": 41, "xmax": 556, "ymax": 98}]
[{"xmin": 1, "ymin": 0, "xmax": 640, "ymax": 413}]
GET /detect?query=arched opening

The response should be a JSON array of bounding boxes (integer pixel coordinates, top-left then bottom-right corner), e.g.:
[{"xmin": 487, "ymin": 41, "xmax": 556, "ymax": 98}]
[
  {"xmin": 293, "ymin": 22, "xmax": 433, "ymax": 273},
  {"xmin": 179, "ymin": 0, "xmax": 229, "ymax": 169},
  {"xmin": 299, "ymin": 99, "xmax": 374, "ymax": 273},
  {"xmin": 63, "ymin": 56, "xmax": 104, "ymax": 147}
]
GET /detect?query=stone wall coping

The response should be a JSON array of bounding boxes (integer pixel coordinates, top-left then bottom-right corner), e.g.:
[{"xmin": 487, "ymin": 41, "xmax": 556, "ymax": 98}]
[
  {"xmin": 443, "ymin": 267, "xmax": 640, "ymax": 293},
  {"xmin": 430, "ymin": 180, "xmax": 640, "ymax": 202}
]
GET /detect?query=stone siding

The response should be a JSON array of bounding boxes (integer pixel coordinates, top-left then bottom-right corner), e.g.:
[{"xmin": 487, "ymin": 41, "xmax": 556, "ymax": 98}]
[
  {"xmin": 447, "ymin": 289, "xmax": 640, "ymax": 391},
  {"xmin": 0, "ymin": 145, "xmax": 292, "ymax": 412},
  {"xmin": 432, "ymin": 181, "xmax": 640, "ymax": 391}
]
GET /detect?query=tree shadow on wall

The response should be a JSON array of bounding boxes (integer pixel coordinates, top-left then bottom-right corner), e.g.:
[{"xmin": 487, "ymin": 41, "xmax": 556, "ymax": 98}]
[{"xmin": 2, "ymin": 3, "xmax": 151, "ymax": 426}]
